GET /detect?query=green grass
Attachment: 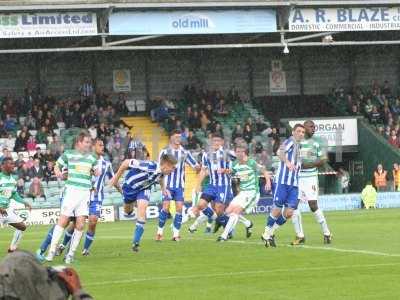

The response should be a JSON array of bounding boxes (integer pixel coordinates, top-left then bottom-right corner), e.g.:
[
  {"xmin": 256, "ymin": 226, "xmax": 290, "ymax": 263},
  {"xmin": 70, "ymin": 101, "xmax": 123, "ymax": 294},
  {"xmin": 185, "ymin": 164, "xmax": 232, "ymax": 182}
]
[{"xmin": 2, "ymin": 209, "xmax": 400, "ymax": 300}]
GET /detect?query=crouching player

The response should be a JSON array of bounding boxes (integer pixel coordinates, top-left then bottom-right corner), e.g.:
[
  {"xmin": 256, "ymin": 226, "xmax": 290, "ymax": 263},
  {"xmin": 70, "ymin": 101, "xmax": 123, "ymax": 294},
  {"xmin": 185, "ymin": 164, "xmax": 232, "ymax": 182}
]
[
  {"xmin": 111, "ymin": 154, "xmax": 177, "ymax": 252},
  {"xmin": 217, "ymin": 143, "xmax": 271, "ymax": 242}
]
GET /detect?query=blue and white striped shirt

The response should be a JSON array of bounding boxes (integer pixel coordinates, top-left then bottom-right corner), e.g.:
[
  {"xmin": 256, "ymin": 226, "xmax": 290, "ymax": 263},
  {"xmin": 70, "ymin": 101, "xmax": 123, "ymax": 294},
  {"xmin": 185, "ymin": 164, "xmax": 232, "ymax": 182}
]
[
  {"xmin": 91, "ymin": 156, "xmax": 114, "ymax": 203},
  {"xmin": 159, "ymin": 146, "xmax": 198, "ymax": 189},
  {"xmin": 201, "ymin": 147, "xmax": 233, "ymax": 187},
  {"xmin": 123, "ymin": 159, "xmax": 162, "ymax": 192},
  {"xmin": 276, "ymin": 137, "xmax": 302, "ymax": 187}
]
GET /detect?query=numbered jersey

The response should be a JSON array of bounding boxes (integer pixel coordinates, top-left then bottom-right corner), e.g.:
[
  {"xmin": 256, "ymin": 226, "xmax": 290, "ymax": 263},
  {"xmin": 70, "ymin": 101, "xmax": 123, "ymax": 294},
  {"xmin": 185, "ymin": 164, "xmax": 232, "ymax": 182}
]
[{"xmin": 232, "ymin": 159, "xmax": 259, "ymax": 192}]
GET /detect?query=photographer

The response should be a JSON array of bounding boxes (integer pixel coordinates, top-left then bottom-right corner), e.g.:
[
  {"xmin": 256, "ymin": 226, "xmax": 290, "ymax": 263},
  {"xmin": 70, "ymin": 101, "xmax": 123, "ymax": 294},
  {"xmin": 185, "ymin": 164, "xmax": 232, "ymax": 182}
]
[{"xmin": 0, "ymin": 251, "xmax": 93, "ymax": 300}]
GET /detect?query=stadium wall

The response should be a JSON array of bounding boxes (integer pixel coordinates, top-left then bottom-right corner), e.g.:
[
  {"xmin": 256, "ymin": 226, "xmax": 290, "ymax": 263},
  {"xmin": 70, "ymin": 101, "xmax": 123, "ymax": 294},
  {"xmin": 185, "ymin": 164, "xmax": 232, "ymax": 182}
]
[{"xmin": 1, "ymin": 46, "xmax": 399, "ymax": 99}]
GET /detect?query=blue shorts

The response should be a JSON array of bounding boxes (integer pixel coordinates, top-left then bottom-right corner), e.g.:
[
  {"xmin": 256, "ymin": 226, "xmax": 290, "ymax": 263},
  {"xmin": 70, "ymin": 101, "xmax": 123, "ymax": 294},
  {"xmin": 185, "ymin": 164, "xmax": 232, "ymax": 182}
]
[
  {"xmin": 123, "ymin": 186, "xmax": 151, "ymax": 204},
  {"xmin": 89, "ymin": 199, "xmax": 102, "ymax": 217},
  {"xmin": 201, "ymin": 185, "xmax": 233, "ymax": 205},
  {"xmin": 273, "ymin": 183, "xmax": 299, "ymax": 210},
  {"xmin": 162, "ymin": 187, "xmax": 184, "ymax": 202}
]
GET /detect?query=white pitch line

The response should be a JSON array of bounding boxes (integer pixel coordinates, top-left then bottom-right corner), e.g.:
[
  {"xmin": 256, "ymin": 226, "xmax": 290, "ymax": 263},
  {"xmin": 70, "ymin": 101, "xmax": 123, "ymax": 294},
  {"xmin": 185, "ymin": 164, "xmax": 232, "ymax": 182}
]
[
  {"xmin": 191, "ymin": 237, "xmax": 400, "ymax": 258},
  {"xmin": 87, "ymin": 262, "xmax": 400, "ymax": 286}
]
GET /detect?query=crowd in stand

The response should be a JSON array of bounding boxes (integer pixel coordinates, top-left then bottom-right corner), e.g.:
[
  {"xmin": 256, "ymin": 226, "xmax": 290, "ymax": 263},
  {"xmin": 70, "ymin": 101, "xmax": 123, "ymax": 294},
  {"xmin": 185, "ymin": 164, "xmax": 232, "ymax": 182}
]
[
  {"xmin": 149, "ymin": 85, "xmax": 281, "ymax": 168},
  {"xmin": 332, "ymin": 80, "xmax": 400, "ymax": 147},
  {"xmin": 0, "ymin": 79, "xmax": 133, "ymax": 200}
]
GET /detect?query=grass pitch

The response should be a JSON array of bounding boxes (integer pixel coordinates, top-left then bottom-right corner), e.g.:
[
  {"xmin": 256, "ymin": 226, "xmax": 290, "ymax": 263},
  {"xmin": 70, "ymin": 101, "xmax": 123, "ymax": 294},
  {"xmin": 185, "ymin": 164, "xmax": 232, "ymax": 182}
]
[{"xmin": 1, "ymin": 209, "xmax": 400, "ymax": 300}]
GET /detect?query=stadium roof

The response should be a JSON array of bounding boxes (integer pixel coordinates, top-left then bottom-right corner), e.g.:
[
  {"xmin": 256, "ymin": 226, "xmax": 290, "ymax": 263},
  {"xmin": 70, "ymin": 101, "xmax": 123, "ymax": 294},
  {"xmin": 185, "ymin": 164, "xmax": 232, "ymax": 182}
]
[{"xmin": 0, "ymin": 0, "xmax": 400, "ymax": 10}]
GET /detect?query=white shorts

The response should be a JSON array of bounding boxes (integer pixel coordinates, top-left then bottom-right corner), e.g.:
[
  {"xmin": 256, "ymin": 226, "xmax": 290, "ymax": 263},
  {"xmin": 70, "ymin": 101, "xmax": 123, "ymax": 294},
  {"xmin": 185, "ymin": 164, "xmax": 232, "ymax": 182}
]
[
  {"xmin": 0, "ymin": 207, "xmax": 23, "ymax": 225},
  {"xmin": 60, "ymin": 186, "xmax": 91, "ymax": 217},
  {"xmin": 231, "ymin": 190, "xmax": 259, "ymax": 214},
  {"xmin": 298, "ymin": 176, "xmax": 319, "ymax": 202}
]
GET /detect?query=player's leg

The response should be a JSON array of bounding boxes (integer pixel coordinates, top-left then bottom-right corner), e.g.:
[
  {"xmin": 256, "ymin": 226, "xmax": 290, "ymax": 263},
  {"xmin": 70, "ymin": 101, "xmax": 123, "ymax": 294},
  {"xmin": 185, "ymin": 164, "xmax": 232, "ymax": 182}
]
[
  {"xmin": 213, "ymin": 186, "xmax": 231, "ymax": 233},
  {"xmin": 189, "ymin": 187, "xmax": 217, "ymax": 233},
  {"xmin": 132, "ymin": 190, "xmax": 150, "ymax": 252},
  {"xmin": 238, "ymin": 193, "xmax": 258, "ymax": 238},
  {"xmin": 36, "ymin": 225, "xmax": 55, "ymax": 259},
  {"xmin": 156, "ymin": 198, "xmax": 171, "ymax": 241},
  {"xmin": 46, "ymin": 187, "xmax": 77, "ymax": 261},
  {"xmin": 291, "ymin": 209, "xmax": 305, "ymax": 245},
  {"xmin": 308, "ymin": 200, "xmax": 332, "ymax": 244},
  {"xmin": 56, "ymin": 221, "xmax": 75, "ymax": 256},
  {"xmin": 82, "ymin": 215, "xmax": 99, "ymax": 255},
  {"xmin": 8, "ymin": 221, "xmax": 26, "ymax": 252},
  {"xmin": 64, "ymin": 189, "xmax": 90, "ymax": 263},
  {"xmin": 172, "ymin": 194, "xmax": 184, "ymax": 241},
  {"xmin": 218, "ymin": 193, "xmax": 247, "ymax": 241}
]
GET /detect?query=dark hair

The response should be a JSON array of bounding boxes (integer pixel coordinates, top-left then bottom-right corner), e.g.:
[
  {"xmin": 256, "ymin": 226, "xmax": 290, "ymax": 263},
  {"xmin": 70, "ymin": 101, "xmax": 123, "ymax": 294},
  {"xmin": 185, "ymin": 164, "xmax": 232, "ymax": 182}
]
[
  {"xmin": 160, "ymin": 154, "xmax": 178, "ymax": 165},
  {"xmin": 1, "ymin": 157, "xmax": 13, "ymax": 164},
  {"xmin": 292, "ymin": 124, "xmax": 305, "ymax": 131},
  {"xmin": 170, "ymin": 129, "xmax": 182, "ymax": 137}
]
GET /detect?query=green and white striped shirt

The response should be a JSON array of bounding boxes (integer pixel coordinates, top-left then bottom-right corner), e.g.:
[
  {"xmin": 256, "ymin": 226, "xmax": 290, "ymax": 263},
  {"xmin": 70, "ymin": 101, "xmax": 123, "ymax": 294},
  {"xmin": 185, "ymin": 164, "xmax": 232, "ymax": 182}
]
[
  {"xmin": 56, "ymin": 150, "xmax": 98, "ymax": 190},
  {"xmin": 0, "ymin": 172, "xmax": 23, "ymax": 209},
  {"xmin": 232, "ymin": 158, "xmax": 259, "ymax": 192},
  {"xmin": 299, "ymin": 136, "xmax": 327, "ymax": 178}
]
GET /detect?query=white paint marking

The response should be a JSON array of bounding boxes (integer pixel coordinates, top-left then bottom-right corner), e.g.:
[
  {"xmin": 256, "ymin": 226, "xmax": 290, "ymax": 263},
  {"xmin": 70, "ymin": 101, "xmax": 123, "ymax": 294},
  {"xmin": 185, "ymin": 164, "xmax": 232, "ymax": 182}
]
[{"xmin": 87, "ymin": 262, "xmax": 400, "ymax": 286}]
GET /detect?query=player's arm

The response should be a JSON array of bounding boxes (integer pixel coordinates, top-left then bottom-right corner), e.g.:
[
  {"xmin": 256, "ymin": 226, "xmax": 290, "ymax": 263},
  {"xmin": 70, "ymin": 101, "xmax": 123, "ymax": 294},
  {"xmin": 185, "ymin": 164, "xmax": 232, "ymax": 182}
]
[
  {"xmin": 185, "ymin": 151, "xmax": 201, "ymax": 172},
  {"xmin": 159, "ymin": 174, "xmax": 171, "ymax": 198},
  {"xmin": 55, "ymin": 153, "xmax": 67, "ymax": 178},
  {"xmin": 11, "ymin": 191, "xmax": 31, "ymax": 211},
  {"xmin": 196, "ymin": 167, "xmax": 208, "ymax": 193},
  {"xmin": 107, "ymin": 164, "xmax": 122, "ymax": 194},
  {"xmin": 110, "ymin": 159, "xmax": 131, "ymax": 187},
  {"xmin": 256, "ymin": 162, "xmax": 271, "ymax": 191},
  {"xmin": 278, "ymin": 140, "xmax": 295, "ymax": 171}
]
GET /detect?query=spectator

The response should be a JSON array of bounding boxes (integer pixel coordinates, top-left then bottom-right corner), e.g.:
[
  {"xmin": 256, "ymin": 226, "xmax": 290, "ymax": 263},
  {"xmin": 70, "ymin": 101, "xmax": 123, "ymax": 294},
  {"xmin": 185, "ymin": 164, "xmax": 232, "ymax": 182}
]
[
  {"xmin": 255, "ymin": 149, "xmax": 270, "ymax": 168},
  {"xmin": 36, "ymin": 126, "xmax": 49, "ymax": 145},
  {"xmin": 350, "ymin": 104, "xmax": 361, "ymax": 116},
  {"xmin": 337, "ymin": 167, "xmax": 350, "ymax": 193},
  {"xmin": 97, "ymin": 122, "xmax": 108, "ymax": 140},
  {"xmin": 186, "ymin": 130, "xmax": 201, "ymax": 151},
  {"xmin": 231, "ymin": 124, "xmax": 243, "ymax": 141},
  {"xmin": 44, "ymin": 161, "xmax": 57, "ymax": 183},
  {"xmin": 26, "ymin": 135, "xmax": 37, "ymax": 152},
  {"xmin": 255, "ymin": 117, "xmax": 268, "ymax": 134},
  {"xmin": 374, "ymin": 164, "xmax": 387, "ymax": 191},
  {"xmin": 18, "ymin": 163, "xmax": 33, "ymax": 192},
  {"xmin": 361, "ymin": 181, "xmax": 377, "ymax": 209},
  {"xmin": 48, "ymin": 134, "xmax": 63, "ymax": 158},
  {"xmin": 271, "ymin": 137, "xmax": 281, "ymax": 156},
  {"xmin": 0, "ymin": 120, "xmax": 7, "ymax": 137},
  {"xmin": 242, "ymin": 124, "xmax": 253, "ymax": 144},
  {"xmin": 212, "ymin": 122, "xmax": 224, "ymax": 138},
  {"xmin": 4, "ymin": 114, "xmax": 16, "ymax": 131},
  {"xmin": 388, "ymin": 130, "xmax": 400, "ymax": 148},
  {"xmin": 393, "ymin": 163, "xmax": 400, "ymax": 191},
  {"xmin": 24, "ymin": 111, "xmax": 37, "ymax": 130},
  {"xmin": 34, "ymin": 147, "xmax": 46, "ymax": 164},
  {"xmin": 188, "ymin": 110, "xmax": 201, "ymax": 130},
  {"xmin": 30, "ymin": 158, "xmax": 45, "ymax": 179},
  {"xmin": 364, "ymin": 98, "xmax": 373, "ymax": 116},
  {"xmin": 268, "ymin": 127, "xmax": 280, "ymax": 140},
  {"xmin": 216, "ymin": 99, "xmax": 228, "ymax": 116},
  {"xmin": 369, "ymin": 106, "xmax": 382, "ymax": 125},
  {"xmin": 14, "ymin": 131, "xmax": 28, "ymax": 152},
  {"xmin": 15, "ymin": 153, "xmax": 25, "ymax": 169}
]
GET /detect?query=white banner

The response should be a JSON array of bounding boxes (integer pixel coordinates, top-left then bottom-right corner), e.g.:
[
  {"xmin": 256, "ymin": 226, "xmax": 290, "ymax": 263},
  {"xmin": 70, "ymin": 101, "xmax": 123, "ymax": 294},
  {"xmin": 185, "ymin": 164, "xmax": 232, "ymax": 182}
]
[
  {"xmin": 288, "ymin": 118, "xmax": 358, "ymax": 147},
  {"xmin": 118, "ymin": 205, "xmax": 159, "ymax": 220},
  {"xmin": 0, "ymin": 12, "xmax": 97, "ymax": 38},
  {"xmin": 269, "ymin": 71, "xmax": 287, "ymax": 93},
  {"xmin": 289, "ymin": 7, "xmax": 400, "ymax": 32},
  {"xmin": 13, "ymin": 206, "xmax": 115, "ymax": 225},
  {"xmin": 113, "ymin": 69, "xmax": 131, "ymax": 92}
]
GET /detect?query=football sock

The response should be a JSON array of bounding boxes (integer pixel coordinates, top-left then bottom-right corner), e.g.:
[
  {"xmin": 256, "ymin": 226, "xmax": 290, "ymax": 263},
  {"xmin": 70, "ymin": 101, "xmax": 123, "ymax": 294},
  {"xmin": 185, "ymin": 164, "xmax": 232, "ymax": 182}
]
[
  {"xmin": 314, "ymin": 209, "xmax": 331, "ymax": 236},
  {"xmin": 133, "ymin": 220, "xmax": 146, "ymax": 244},
  {"xmin": 40, "ymin": 225, "xmax": 55, "ymax": 254}
]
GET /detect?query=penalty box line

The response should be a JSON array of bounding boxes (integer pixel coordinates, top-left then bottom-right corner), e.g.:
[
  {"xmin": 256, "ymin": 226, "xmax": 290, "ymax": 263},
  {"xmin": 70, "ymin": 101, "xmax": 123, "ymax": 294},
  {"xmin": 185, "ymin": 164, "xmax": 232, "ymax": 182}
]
[
  {"xmin": 87, "ymin": 261, "xmax": 400, "ymax": 286},
  {"xmin": 190, "ymin": 237, "xmax": 400, "ymax": 258}
]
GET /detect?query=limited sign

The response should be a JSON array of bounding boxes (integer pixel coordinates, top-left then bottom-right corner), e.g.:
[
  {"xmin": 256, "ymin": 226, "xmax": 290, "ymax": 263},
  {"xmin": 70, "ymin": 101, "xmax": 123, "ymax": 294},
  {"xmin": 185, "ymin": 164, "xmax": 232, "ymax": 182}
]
[
  {"xmin": 289, "ymin": 7, "xmax": 400, "ymax": 31},
  {"xmin": 0, "ymin": 12, "xmax": 97, "ymax": 38}
]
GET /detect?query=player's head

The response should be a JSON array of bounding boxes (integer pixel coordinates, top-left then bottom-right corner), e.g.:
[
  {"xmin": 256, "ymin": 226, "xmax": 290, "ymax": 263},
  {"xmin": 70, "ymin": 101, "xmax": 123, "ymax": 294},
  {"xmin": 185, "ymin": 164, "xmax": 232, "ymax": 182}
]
[
  {"xmin": 169, "ymin": 129, "xmax": 182, "ymax": 147},
  {"xmin": 94, "ymin": 138, "xmax": 105, "ymax": 156},
  {"xmin": 75, "ymin": 131, "xmax": 92, "ymax": 153},
  {"xmin": 292, "ymin": 124, "xmax": 305, "ymax": 142},
  {"xmin": 303, "ymin": 120, "xmax": 315, "ymax": 138},
  {"xmin": 1, "ymin": 157, "xmax": 15, "ymax": 174},
  {"xmin": 394, "ymin": 163, "xmax": 399, "ymax": 170},
  {"xmin": 211, "ymin": 133, "xmax": 223, "ymax": 151},
  {"xmin": 159, "ymin": 154, "xmax": 177, "ymax": 175},
  {"xmin": 235, "ymin": 143, "xmax": 249, "ymax": 161}
]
